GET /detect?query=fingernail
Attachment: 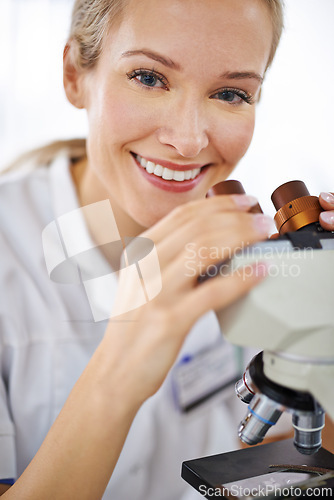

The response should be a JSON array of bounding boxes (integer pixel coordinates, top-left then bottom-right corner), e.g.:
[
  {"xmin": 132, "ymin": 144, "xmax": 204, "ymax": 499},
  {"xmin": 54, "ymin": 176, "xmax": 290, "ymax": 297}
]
[
  {"xmin": 253, "ymin": 214, "xmax": 275, "ymax": 236},
  {"xmin": 320, "ymin": 211, "xmax": 334, "ymax": 225},
  {"xmin": 320, "ymin": 192, "xmax": 334, "ymax": 205},
  {"xmin": 233, "ymin": 194, "xmax": 259, "ymax": 208}
]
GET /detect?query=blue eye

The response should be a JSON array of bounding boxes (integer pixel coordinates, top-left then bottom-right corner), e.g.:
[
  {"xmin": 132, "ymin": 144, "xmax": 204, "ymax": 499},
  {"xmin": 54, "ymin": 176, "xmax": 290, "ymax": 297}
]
[
  {"xmin": 212, "ymin": 88, "xmax": 254, "ymax": 105},
  {"xmin": 139, "ymin": 73, "xmax": 159, "ymax": 87},
  {"xmin": 219, "ymin": 91, "xmax": 238, "ymax": 102},
  {"xmin": 127, "ymin": 69, "xmax": 168, "ymax": 89}
]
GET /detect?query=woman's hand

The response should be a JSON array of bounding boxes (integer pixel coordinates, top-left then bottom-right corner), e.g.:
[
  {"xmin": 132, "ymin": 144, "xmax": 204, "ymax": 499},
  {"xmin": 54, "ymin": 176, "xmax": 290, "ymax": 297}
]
[
  {"xmin": 319, "ymin": 192, "xmax": 334, "ymax": 231},
  {"xmin": 100, "ymin": 194, "xmax": 273, "ymax": 407}
]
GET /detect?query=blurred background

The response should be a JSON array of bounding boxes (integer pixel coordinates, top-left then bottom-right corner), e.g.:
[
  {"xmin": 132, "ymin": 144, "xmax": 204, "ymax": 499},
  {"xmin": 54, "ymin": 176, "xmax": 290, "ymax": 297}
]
[{"xmin": 1, "ymin": 0, "xmax": 333, "ymax": 215}]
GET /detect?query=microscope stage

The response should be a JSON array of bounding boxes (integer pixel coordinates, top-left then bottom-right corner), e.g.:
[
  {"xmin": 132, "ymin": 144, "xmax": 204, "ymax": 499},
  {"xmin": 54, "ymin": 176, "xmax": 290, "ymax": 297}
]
[{"xmin": 182, "ymin": 439, "xmax": 334, "ymax": 498}]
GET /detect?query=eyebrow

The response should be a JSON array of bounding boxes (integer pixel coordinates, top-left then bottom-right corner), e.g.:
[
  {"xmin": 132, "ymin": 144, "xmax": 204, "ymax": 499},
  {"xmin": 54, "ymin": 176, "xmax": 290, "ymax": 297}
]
[
  {"xmin": 121, "ymin": 49, "xmax": 181, "ymax": 70},
  {"xmin": 219, "ymin": 71, "xmax": 264, "ymax": 84},
  {"xmin": 121, "ymin": 49, "xmax": 263, "ymax": 84}
]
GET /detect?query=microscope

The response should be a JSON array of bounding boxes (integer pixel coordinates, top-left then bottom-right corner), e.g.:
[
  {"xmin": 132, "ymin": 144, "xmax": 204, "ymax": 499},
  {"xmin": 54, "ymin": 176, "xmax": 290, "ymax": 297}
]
[{"xmin": 182, "ymin": 180, "xmax": 334, "ymax": 498}]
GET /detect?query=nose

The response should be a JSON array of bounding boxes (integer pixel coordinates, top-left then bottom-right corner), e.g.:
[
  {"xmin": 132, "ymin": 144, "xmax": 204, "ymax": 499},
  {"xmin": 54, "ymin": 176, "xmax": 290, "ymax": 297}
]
[{"xmin": 157, "ymin": 97, "xmax": 209, "ymax": 158}]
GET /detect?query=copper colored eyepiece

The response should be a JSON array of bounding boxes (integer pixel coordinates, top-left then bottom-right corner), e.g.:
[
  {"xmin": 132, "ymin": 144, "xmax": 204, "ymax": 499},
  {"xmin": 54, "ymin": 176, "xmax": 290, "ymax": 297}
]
[
  {"xmin": 208, "ymin": 180, "xmax": 246, "ymax": 196},
  {"xmin": 207, "ymin": 180, "xmax": 263, "ymax": 213},
  {"xmin": 271, "ymin": 180, "xmax": 322, "ymax": 234}
]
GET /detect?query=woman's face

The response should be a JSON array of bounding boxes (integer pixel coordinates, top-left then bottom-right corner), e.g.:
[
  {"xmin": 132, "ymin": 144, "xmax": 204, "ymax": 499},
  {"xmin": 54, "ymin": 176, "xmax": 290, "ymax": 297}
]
[{"xmin": 82, "ymin": 0, "xmax": 273, "ymax": 230}]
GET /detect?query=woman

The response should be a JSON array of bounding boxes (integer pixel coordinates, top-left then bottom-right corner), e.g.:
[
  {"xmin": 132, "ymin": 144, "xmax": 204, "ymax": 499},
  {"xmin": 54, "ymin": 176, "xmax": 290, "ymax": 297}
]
[{"xmin": 0, "ymin": 0, "xmax": 333, "ymax": 498}]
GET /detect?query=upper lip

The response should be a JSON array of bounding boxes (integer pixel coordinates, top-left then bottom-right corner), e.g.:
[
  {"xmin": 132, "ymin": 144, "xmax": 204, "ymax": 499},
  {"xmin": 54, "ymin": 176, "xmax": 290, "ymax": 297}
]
[{"xmin": 133, "ymin": 153, "xmax": 207, "ymax": 171}]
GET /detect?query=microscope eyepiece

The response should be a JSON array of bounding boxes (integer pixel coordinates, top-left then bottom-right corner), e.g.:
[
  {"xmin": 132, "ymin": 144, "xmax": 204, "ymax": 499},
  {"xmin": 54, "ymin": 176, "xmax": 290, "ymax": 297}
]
[
  {"xmin": 271, "ymin": 180, "xmax": 322, "ymax": 234},
  {"xmin": 207, "ymin": 180, "xmax": 263, "ymax": 213}
]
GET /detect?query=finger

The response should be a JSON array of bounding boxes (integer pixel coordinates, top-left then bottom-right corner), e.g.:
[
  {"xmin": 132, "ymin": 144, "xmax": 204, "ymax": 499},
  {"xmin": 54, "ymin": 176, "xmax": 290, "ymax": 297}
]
[
  {"xmin": 156, "ymin": 212, "xmax": 274, "ymax": 270},
  {"xmin": 172, "ymin": 261, "xmax": 268, "ymax": 333},
  {"xmin": 143, "ymin": 194, "xmax": 260, "ymax": 245},
  {"xmin": 319, "ymin": 192, "xmax": 334, "ymax": 231},
  {"xmin": 319, "ymin": 192, "xmax": 334, "ymax": 211},
  {"xmin": 319, "ymin": 210, "xmax": 334, "ymax": 231},
  {"xmin": 159, "ymin": 214, "xmax": 273, "ymax": 295}
]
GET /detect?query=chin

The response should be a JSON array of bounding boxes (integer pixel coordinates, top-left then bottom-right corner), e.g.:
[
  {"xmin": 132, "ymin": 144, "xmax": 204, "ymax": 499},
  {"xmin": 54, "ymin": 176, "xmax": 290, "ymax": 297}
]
[{"xmin": 125, "ymin": 189, "xmax": 207, "ymax": 231}]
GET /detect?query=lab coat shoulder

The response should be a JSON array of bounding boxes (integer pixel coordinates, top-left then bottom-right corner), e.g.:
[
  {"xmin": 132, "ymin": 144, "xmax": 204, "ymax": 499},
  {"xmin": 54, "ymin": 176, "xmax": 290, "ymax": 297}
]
[
  {"xmin": 0, "ymin": 167, "xmax": 53, "ymax": 339},
  {"xmin": 0, "ymin": 167, "xmax": 53, "ymax": 245}
]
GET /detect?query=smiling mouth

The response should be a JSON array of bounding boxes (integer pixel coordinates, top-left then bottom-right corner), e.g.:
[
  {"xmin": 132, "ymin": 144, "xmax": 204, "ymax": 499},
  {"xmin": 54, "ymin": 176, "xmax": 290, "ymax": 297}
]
[{"xmin": 133, "ymin": 153, "xmax": 202, "ymax": 182}]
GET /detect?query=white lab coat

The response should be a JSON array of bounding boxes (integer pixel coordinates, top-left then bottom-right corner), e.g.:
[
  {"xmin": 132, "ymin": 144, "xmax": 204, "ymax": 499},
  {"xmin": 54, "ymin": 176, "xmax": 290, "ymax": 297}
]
[{"xmin": 0, "ymin": 154, "xmax": 243, "ymax": 499}]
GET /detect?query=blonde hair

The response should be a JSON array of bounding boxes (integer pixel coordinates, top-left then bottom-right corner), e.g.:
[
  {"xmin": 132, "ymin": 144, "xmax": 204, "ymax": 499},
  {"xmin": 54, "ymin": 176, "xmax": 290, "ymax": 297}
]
[
  {"xmin": 69, "ymin": 0, "xmax": 126, "ymax": 70},
  {"xmin": 4, "ymin": 139, "xmax": 87, "ymax": 172},
  {"xmin": 264, "ymin": 0, "xmax": 285, "ymax": 69},
  {"xmin": 6, "ymin": 0, "xmax": 284, "ymax": 171}
]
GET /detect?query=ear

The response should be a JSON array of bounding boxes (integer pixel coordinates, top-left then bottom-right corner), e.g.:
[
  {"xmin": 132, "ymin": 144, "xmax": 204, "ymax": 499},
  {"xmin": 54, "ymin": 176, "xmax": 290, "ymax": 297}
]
[{"xmin": 63, "ymin": 41, "xmax": 86, "ymax": 109}]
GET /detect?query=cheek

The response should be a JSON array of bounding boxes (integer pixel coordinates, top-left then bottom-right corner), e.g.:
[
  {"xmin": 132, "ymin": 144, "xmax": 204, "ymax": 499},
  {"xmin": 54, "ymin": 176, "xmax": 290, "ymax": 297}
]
[
  {"xmin": 88, "ymin": 88, "xmax": 158, "ymax": 148},
  {"xmin": 215, "ymin": 113, "xmax": 255, "ymax": 164}
]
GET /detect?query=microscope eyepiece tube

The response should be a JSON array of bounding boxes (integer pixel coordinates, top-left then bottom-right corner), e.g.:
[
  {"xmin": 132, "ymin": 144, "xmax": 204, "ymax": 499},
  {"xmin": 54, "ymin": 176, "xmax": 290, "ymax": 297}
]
[
  {"xmin": 292, "ymin": 409, "xmax": 325, "ymax": 455},
  {"xmin": 238, "ymin": 393, "xmax": 284, "ymax": 446}
]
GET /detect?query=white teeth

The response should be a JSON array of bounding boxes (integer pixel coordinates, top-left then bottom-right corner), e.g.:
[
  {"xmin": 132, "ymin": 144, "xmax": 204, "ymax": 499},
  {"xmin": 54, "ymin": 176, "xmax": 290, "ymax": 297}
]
[
  {"xmin": 173, "ymin": 170, "xmax": 185, "ymax": 182},
  {"xmin": 153, "ymin": 164, "xmax": 163, "ymax": 177},
  {"xmin": 135, "ymin": 154, "xmax": 201, "ymax": 181},
  {"xmin": 146, "ymin": 161, "xmax": 155, "ymax": 174},
  {"xmin": 190, "ymin": 168, "xmax": 201, "ymax": 179},
  {"xmin": 162, "ymin": 167, "xmax": 174, "ymax": 180}
]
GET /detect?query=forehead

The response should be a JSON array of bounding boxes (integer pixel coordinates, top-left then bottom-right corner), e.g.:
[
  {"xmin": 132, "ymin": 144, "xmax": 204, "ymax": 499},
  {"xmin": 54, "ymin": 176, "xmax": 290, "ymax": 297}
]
[{"xmin": 106, "ymin": 0, "xmax": 273, "ymax": 76}]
